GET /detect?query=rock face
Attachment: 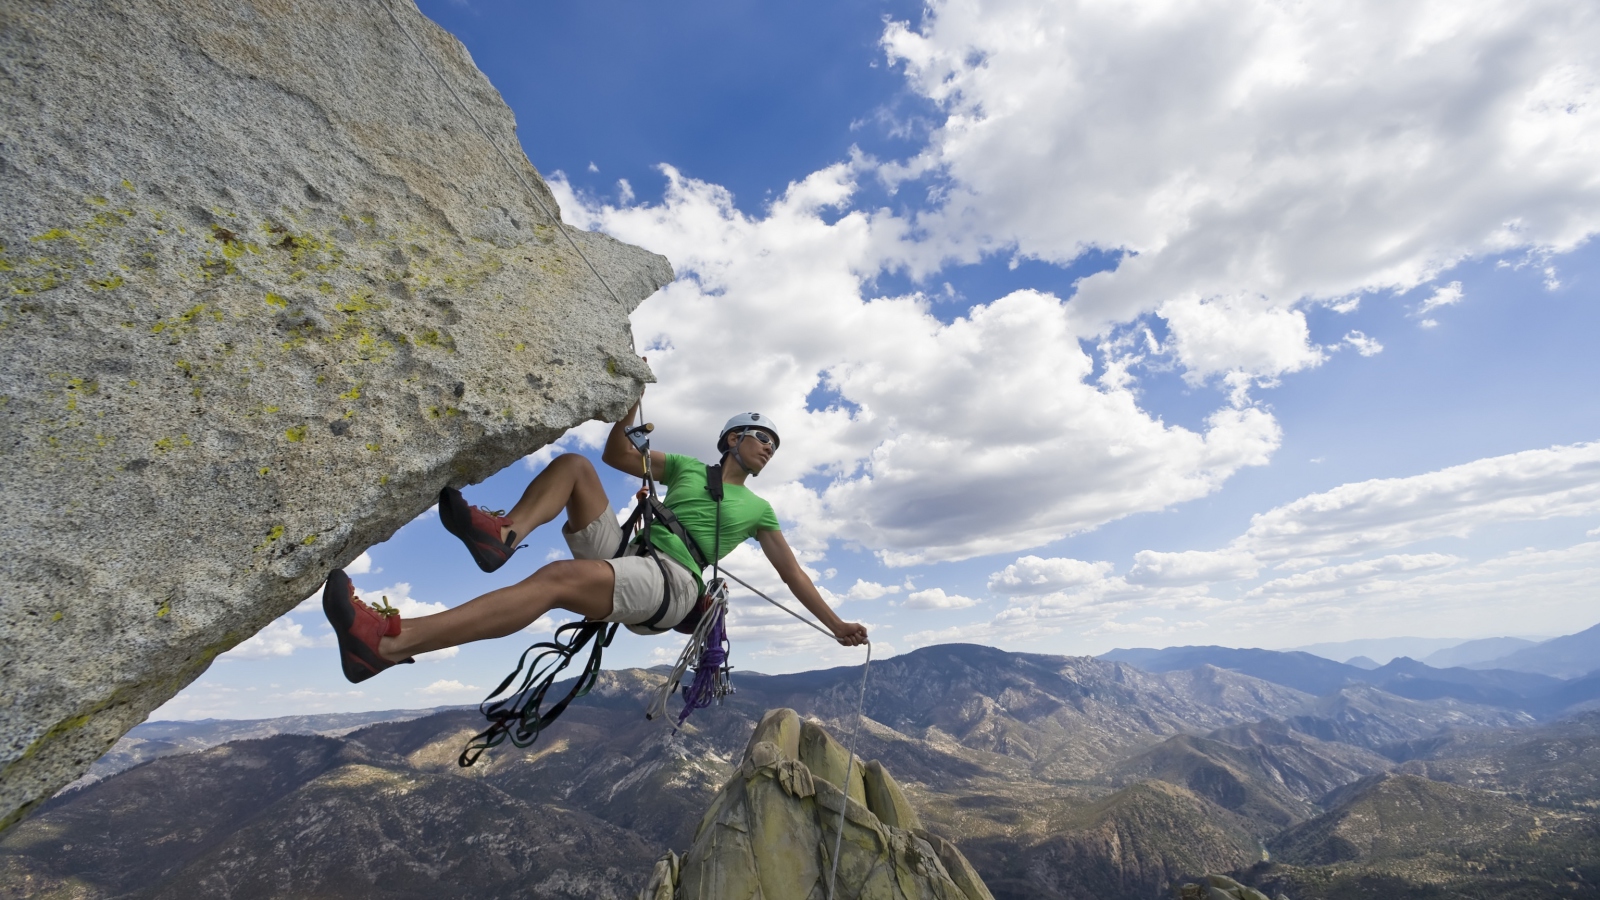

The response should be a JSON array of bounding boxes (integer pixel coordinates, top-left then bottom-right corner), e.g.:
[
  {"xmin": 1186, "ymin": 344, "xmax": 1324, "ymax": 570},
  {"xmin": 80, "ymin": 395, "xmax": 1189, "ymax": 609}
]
[
  {"xmin": 1174, "ymin": 874, "xmax": 1277, "ymax": 900},
  {"xmin": 638, "ymin": 708, "xmax": 996, "ymax": 900},
  {"xmin": 0, "ymin": 0, "xmax": 671, "ymax": 829}
]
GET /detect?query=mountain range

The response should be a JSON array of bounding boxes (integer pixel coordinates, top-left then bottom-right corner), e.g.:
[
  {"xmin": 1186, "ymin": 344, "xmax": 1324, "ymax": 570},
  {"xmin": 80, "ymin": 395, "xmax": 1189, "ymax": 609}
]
[
  {"xmin": 1101, "ymin": 625, "xmax": 1600, "ymax": 719},
  {"xmin": 4, "ymin": 641, "xmax": 1597, "ymax": 899},
  {"xmin": 61, "ymin": 707, "xmax": 456, "ymax": 790},
  {"xmin": 1286, "ymin": 622, "xmax": 1599, "ymax": 674}
]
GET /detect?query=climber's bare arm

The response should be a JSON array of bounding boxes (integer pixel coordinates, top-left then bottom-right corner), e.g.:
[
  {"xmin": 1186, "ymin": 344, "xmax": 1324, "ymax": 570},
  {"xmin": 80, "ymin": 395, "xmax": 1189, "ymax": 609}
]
[
  {"xmin": 601, "ymin": 400, "xmax": 666, "ymax": 478},
  {"xmin": 757, "ymin": 529, "xmax": 867, "ymax": 647}
]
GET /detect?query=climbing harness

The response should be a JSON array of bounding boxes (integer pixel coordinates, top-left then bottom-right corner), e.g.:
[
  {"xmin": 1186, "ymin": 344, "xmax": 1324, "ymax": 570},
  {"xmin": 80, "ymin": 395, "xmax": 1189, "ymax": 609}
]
[{"xmin": 646, "ymin": 454, "xmax": 733, "ymax": 728}]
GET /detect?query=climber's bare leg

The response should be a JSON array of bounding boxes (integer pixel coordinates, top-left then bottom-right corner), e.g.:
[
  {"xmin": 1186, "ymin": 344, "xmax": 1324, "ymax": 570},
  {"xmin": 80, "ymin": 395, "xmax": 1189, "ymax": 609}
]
[
  {"xmin": 498, "ymin": 453, "xmax": 612, "ymax": 545},
  {"xmin": 378, "ymin": 559, "xmax": 615, "ymax": 660}
]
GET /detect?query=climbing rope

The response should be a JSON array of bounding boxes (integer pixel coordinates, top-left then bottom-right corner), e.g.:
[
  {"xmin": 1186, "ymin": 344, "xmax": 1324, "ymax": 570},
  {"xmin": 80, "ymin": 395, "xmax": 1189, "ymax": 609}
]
[
  {"xmin": 711, "ymin": 570, "xmax": 871, "ymax": 900},
  {"xmin": 374, "ymin": 0, "xmax": 626, "ymax": 308},
  {"xmin": 719, "ymin": 569, "xmax": 837, "ymax": 638},
  {"xmin": 827, "ymin": 640, "xmax": 872, "ymax": 900}
]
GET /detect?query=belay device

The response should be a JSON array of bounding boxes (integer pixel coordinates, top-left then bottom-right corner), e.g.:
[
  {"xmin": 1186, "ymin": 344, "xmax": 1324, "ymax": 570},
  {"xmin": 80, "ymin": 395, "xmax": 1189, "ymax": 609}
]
[{"xmin": 458, "ymin": 418, "xmax": 734, "ymax": 767}]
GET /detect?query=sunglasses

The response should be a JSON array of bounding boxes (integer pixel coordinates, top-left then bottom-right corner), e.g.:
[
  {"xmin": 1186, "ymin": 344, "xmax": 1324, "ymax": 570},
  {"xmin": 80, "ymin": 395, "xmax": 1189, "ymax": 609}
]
[{"xmin": 740, "ymin": 430, "xmax": 776, "ymax": 447}]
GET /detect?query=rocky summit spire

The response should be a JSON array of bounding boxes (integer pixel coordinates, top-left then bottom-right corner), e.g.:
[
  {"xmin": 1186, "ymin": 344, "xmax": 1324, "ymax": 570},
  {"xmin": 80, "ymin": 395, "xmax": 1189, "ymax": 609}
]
[{"xmin": 639, "ymin": 708, "xmax": 995, "ymax": 900}]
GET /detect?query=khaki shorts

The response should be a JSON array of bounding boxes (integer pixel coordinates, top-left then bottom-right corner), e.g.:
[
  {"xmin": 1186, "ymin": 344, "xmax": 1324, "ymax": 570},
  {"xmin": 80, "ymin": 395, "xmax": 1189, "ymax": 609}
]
[{"xmin": 565, "ymin": 510, "xmax": 699, "ymax": 635}]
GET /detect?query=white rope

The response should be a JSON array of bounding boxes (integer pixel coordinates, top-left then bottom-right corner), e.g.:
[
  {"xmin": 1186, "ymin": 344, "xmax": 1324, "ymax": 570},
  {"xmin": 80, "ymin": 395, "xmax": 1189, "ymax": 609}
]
[
  {"xmin": 375, "ymin": 0, "xmax": 626, "ymax": 308},
  {"xmin": 827, "ymin": 641, "xmax": 872, "ymax": 900},
  {"xmin": 720, "ymin": 569, "xmax": 836, "ymax": 638},
  {"xmin": 717, "ymin": 568, "xmax": 870, "ymax": 900}
]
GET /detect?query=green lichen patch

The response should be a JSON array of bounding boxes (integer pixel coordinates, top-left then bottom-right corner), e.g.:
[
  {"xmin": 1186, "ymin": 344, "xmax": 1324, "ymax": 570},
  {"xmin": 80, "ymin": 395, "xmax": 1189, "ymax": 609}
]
[
  {"xmin": 255, "ymin": 525, "xmax": 286, "ymax": 551},
  {"xmin": 152, "ymin": 434, "xmax": 192, "ymax": 454}
]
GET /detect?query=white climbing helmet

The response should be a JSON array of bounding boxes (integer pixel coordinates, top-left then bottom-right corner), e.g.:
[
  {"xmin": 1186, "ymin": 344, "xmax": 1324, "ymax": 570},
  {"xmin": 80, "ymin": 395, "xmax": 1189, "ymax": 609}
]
[{"xmin": 718, "ymin": 411, "xmax": 780, "ymax": 452}]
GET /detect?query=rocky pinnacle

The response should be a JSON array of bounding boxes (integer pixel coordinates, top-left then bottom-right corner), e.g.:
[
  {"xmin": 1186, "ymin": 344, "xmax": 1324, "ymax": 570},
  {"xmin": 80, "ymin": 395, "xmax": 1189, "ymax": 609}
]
[{"xmin": 638, "ymin": 708, "xmax": 997, "ymax": 900}]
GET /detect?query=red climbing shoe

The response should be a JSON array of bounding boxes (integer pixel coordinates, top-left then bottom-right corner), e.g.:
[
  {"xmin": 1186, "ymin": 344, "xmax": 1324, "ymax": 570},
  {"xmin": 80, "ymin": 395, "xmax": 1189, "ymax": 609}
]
[
  {"xmin": 439, "ymin": 486, "xmax": 518, "ymax": 572},
  {"xmin": 322, "ymin": 569, "xmax": 412, "ymax": 684}
]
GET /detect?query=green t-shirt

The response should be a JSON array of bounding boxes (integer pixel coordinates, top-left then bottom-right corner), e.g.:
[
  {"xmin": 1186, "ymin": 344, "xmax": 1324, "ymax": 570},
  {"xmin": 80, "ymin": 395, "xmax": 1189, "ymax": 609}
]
[{"xmin": 645, "ymin": 453, "xmax": 780, "ymax": 589}]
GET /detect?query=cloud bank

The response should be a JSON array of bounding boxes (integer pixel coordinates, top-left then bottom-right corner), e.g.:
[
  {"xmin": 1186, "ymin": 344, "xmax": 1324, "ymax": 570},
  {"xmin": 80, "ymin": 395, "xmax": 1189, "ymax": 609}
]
[{"xmin": 552, "ymin": 0, "xmax": 1599, "ymax": 575}]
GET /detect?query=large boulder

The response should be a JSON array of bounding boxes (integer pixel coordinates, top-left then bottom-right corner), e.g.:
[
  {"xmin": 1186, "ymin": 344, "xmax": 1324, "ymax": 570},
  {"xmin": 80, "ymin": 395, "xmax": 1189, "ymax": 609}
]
[
  {"xmin": 638, "ymin": 708, "xmax": 995, "ymax": 900},
  {"xmin": 0, "ymin": 0, "xmax": 671, "ymax": 830}
]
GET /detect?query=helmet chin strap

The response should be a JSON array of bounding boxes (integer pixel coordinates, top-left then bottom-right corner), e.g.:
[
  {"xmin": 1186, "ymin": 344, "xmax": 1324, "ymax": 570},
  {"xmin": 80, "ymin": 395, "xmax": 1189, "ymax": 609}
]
[{"xmin": 726, "ymin": 431, "xmax": 759, "ymax": 477}]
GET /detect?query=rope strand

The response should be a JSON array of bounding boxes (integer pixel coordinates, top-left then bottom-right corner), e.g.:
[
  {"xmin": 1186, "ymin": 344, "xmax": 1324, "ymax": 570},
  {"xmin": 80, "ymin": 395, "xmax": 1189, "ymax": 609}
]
[
  {"xmin": 827, "ymin": 641, "xmax": 872, "ymax": 900},
  {"xmin": 719, "ymin": 569, "xmax": 837, "ymax": 638},
  {"xmin": 717, "ymin": 568, "xmax": 870, "ymax": 900}
]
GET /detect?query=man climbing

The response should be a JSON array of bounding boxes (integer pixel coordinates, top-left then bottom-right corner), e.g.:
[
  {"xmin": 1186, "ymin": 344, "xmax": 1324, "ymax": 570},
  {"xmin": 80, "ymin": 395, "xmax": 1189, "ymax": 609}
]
[{"xmin": 322, "ymin": 403, "xmax": 868, "ymax": 683}]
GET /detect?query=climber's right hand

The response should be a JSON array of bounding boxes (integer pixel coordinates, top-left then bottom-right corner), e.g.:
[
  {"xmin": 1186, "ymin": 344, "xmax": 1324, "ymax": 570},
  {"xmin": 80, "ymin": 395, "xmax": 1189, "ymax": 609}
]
[{"xmin": 833, "ymin": 621, "xmax": 868, "ymax": 647}]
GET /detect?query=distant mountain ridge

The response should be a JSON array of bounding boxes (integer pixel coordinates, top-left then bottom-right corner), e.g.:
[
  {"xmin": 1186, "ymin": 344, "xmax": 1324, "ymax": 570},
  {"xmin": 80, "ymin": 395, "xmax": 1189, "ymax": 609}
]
[
  {"xmin": 6, "ymin": 643, "xmax": 1597, "ymax": 900},
  {"xmin": 1423, "ymin": 636, "xmax": 1540, "ymax": 668},
  {"xmin": 1290, "ymin": 636, "xmax": 1465, "ymax": 665},
  {"xmin": 1101, "ymin": 623, "xmax": 1600, "ymax": 718},
  {"xmin": 64, "ymin": 706, "xmax": 458, "ymax": 791},
  {"xmin": 1467, "ymin": 621, "xmax": 1600, "ymax": 678}
]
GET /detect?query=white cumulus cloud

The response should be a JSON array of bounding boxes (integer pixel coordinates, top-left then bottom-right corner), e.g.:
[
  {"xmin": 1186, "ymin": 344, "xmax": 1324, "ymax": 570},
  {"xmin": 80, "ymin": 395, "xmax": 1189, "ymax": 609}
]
[
  {"xmin": 555, "ymin": 167, "xmax": 1282, "ymax": 566},
  {"xmin": 1248, "ymin": 553, "xmax": 1463, "ymax": 597},
  {"xmin": 419, "ymin": 679, "xmax": 481, "ymax": 697},
  {"xmin": 988, "ymin": 556, "xmax": 1114, "ymax": 595},
  {"xmin": 1126, "ymin": 549, "xmax": 1260, "ymax": 586},
  {"xmin": 882, "ymin": 0, "xmax": 1600, "ymax": 347},
  {"xmin": 224, "ymin": 617, "xmax": 323, "ymax": 660},
  {"xmin": 1341, "ymin": 331, "xmax": 1384, "ymax": 357},
  {"xmin": 546, "ymin": 0, "xmax": 1600, "ymax": 586},
  {"xmin": 903, "ymin": 587, "xmax": 980, "ymax": 610},
  {"xmin": 847, "ymin": 579, "xmax": 902, "ymax": 600},
  {"xmin": 1238, "ymin": 441, "xmax": 1600, "ymax": 559},
  {"xmin": 1418, "ymin": 281, "xmax": 1466, "ymax": 316}
]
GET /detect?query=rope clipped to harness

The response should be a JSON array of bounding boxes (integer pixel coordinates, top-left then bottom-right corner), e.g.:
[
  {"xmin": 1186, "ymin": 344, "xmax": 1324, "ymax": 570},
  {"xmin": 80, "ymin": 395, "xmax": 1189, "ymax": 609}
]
[
  {"xmin": 647, "ymin": 463, "xmax": 735, "ymax": 727},
  {"xmin": 458, "ymin": 619, "xmax": 617, "ymax": 768}
]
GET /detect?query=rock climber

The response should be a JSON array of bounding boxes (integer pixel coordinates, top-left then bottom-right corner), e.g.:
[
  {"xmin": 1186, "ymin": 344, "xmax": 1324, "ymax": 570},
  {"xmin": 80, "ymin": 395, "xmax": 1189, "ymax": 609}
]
[{"xmin": 322, "ymin": 402, "xmax": 868, "ymax": 682}]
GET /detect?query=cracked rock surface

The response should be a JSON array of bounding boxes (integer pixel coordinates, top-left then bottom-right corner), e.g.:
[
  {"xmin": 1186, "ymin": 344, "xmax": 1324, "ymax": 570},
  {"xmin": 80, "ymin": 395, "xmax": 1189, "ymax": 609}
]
[
  {"xmin": 0, "ymin": 0, "xmax": 671, "ymax": 829},
  {"xmin": 638, "ymin": 709, "xmax": 996, "ymax": 900}
]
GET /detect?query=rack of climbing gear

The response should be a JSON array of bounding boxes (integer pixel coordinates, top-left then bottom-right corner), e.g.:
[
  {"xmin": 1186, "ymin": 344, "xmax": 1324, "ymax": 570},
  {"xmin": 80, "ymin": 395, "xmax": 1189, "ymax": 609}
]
[{"xmin": 645, "ymin": 575, "xmax": 732, "ymax": 727}]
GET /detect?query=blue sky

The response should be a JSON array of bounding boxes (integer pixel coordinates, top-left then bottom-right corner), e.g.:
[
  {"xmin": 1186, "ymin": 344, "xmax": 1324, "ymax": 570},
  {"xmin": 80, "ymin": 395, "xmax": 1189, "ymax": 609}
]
[{"xmin": 157, "ymin": 0, "xmax": 1600, "ymax": 718}]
